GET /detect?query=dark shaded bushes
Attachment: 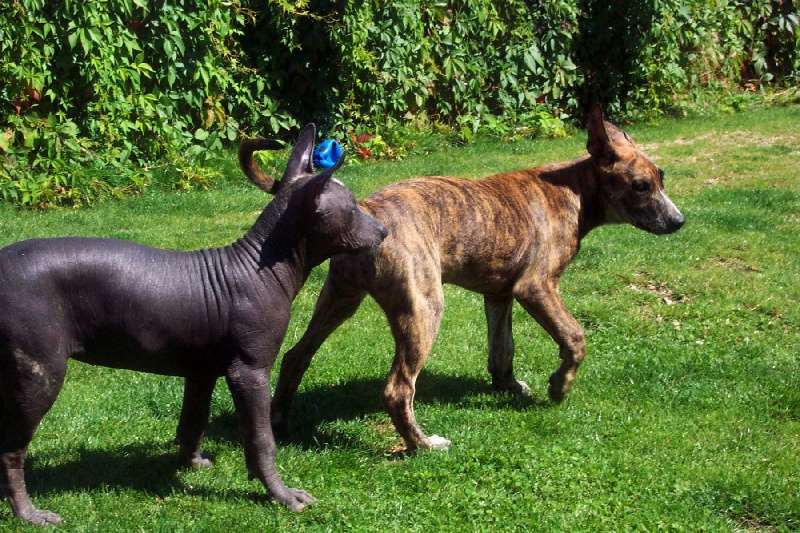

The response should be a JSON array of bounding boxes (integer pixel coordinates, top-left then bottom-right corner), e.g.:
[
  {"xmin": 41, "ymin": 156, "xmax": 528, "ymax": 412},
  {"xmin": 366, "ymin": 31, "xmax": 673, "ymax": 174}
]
[{"xmin": 1, "ymin": 0, "xmax": 797, "ymax": 206}]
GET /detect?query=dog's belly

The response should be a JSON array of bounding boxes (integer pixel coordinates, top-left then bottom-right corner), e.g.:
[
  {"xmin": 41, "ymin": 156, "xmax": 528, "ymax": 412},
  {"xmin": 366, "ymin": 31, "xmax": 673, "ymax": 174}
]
[
  {"xmin": 72, "ymin": 330, "xmax": 227, "ymax": 377},
  {"xmin": 440, "ymin": 256, "xmax": 522, "ymax": 294}
]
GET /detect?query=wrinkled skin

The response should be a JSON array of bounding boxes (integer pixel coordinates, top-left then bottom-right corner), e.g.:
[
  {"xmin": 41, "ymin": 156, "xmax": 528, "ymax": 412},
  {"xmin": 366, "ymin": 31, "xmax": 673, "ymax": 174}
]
[
  {"xmin": 0, "ymin": 124, "xmax": 387, "ymax": 526},
  {"xmin": 270, "ymin": 105, "xmax": 685, "ymax": 451}
]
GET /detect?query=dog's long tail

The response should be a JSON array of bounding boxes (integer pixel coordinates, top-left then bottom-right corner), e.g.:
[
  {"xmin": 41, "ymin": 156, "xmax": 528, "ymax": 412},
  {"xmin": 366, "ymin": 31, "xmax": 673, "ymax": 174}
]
[{"xmin": 238, "ymin": 138, "xmax": 285, "ymax": 194}]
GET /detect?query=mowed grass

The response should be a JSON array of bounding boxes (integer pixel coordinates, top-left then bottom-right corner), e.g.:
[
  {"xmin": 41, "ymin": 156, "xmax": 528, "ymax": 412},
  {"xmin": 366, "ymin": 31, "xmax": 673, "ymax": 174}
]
[{"xmin": 0, "ymin": 105, "xmax": 798, "ymax": 531}]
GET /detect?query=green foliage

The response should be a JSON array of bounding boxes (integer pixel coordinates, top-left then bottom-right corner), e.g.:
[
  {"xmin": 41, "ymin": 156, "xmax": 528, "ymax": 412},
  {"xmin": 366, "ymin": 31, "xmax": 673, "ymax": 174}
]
[
  {"xmin": 1, "ymin": 0, "xmax": 798, "ymax": 206},
  {"xmin": 242, "ymin": 0, "xmax": 798, "ymax": 133},
  {"xmin": 0, "ymin": 0, "xmax": 295, "ymax": 206},
  {"xmin": 241, "ymin": 0, "xmax": 581, "ymax": 139}
]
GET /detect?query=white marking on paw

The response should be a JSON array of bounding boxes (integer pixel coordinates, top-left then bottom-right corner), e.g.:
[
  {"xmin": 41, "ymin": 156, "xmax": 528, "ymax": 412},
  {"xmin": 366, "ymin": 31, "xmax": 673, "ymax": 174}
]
[{"xmin": 425, "ymin": 435, "xmax": 451, "ymax": 451}]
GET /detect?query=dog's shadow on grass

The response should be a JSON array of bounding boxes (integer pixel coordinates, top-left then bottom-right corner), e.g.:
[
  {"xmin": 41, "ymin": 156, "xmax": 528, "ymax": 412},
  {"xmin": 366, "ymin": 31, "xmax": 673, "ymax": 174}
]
[
  {"xmin": 28, "ymin": 445, "xmax": 174, "ymax": 496},
  {"xmin": 25, "ymin": 444, "xmax": 271, "ymax": 506},
  {"xmin": 24, "ymin": 373, "xmax": 549, "ymax": 503},
  {"xmin": 252, "ymin": 371, "xmax": 553, "ymax": 450}
]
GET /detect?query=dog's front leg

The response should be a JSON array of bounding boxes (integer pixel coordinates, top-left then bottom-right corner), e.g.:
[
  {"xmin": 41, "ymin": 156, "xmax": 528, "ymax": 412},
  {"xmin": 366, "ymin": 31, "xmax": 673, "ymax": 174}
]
[
  {"xmin": 2, "ymin": 450, "xmax": 62, "ymax": 526},
  {"xmin": 484, "ymin": 293, "xmax": 531, "ymax": 395},
  {"xmin": 513, "ymin": 281, "xmax": 586, "ymax": 402},
  {"xmin": 272, "ymin": 279, "xmax": 368, "ymax": 433},
  {"xmin": 381, "ymin": 286, "xmax": 450, "ymax": 452},
  {"xmin": 175, "ymin": 375, "xmax": 217, "ymax": 469},
  {"xmin": 225, "ymin": 361, "xmax": 314, "ymax": 512}
]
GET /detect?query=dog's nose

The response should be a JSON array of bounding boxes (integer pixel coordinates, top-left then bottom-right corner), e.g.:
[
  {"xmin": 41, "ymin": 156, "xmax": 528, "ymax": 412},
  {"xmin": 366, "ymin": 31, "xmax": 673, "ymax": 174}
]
[{"xmin": 670, "ymin": 212, "xmax": 685, "ymax": 231}]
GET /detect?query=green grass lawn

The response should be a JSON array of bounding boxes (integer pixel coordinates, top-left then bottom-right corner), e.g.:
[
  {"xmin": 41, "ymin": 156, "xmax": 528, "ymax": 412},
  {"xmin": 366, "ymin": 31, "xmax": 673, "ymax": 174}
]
[{"xmin": 1, "ymin": 105, "xmax": 798, "ymax": 532}]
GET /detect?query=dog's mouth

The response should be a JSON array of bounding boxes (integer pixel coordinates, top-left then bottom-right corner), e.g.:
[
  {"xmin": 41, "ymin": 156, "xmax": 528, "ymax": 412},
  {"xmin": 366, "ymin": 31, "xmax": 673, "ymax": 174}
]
[
  {"xmin": 632, "ymin": 211, "xmax": 685, "ymax": 235},
  {"xmin": 339, "ymin": 228, "xmax": 387, "ymax": 254},
  {"xmin": 617, "ymin": 191, "xmax": 685, "ymax": 235}
]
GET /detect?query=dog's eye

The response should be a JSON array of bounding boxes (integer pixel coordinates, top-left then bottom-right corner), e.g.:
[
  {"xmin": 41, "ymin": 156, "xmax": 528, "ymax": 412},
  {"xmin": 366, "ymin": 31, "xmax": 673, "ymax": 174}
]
[{"xmin": 632, "ymin": 180, "xmax": 651, "ymax": 193}]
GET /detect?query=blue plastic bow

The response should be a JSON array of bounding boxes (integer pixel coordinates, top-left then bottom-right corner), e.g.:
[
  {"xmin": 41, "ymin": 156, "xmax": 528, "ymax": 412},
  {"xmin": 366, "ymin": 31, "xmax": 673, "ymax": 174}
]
[{"xmin": 312, "ymin": 139, "xmax": 343, "ymax": 169}]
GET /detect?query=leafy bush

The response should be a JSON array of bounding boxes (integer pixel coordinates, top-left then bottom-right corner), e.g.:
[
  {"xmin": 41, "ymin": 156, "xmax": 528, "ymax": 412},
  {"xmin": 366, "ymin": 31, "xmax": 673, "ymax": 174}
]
[
  {"xmin": 1, "ymin": 0, "xmax": 797, "ymax": 206},
  {"xmin": 242, "ymin": 0, "xmax": 797, "ymax": 131},
  {"xmin": 0, "ymin": 0, "xmax": 294, "ymax": 206},
  {"xmin": 240, "ymin": 0, "xmax": 581, "ymax": 139}
]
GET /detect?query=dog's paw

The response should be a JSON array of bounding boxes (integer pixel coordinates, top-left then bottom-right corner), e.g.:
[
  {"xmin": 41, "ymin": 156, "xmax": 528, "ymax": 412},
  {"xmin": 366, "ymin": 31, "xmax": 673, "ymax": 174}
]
[
  {"xmin": 273, "ymin": 487, "xmax": 315, "ymax": 512},
  {"xmin": 178, "ymin": 452, "xmax": 214, "ymax": 470},
  {"xmin": 547, "ymin": 373, "xmax": 572, "ymax": 403},
  {"xmin": 491, "ymin": 377, "xmax": 531, "ymax": 395},
  {"xmin": 515, "ymin": 380, "xmax": 532, "ymax": 395},
  {"xmin": 507, "ymin": 380, "xmax": 532, "ymax": 395},
  {"xmin": 423, "ymin": 434, "xmax": 451, "ymax": 451},
  {"xmin": 20, "ymin": 507, "xmax": 62, "ymax": 526},
  {"xmin": 189, "ymin": 454, "xmax": 214, "ymax": 469}
]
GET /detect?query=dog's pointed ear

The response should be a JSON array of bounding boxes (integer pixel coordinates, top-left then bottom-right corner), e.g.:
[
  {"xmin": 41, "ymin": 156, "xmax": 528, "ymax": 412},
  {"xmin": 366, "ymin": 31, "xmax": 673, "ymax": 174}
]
[
  {"xmin": 587, "ymin": 104, "xmax": 630, "ymax": 164},
  {"xmin": 586, "ymin": 104, "xmax": 611, "ymax": 161},
  {"xmin": 282, "ymin": 124, "xmax": 317, "ymax": 183}
]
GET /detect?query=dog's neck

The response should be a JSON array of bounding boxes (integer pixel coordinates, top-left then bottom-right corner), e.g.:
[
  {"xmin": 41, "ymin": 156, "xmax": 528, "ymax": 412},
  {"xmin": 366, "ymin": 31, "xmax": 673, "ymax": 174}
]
[
  {"xmin": 580, "ymin": 156, "xmax": 619, "ymax": 237},
  {"xmin": 233, "ymin": 183, "xmax": 316, "ymax": 300},
  {"xmin": 536, "ymin": 155, "xmax": 612, "ymax": 240}
]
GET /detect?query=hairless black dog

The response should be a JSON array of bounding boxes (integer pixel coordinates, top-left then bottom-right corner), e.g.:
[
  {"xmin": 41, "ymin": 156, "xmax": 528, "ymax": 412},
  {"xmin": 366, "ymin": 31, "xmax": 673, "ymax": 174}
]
[{"xmin": 0, "ymin": 125, "xmax": 387, "ymax": 526}]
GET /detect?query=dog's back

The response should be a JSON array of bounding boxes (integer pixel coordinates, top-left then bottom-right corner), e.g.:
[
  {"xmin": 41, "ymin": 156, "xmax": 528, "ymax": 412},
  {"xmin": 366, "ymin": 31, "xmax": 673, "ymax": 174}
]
[{"xmin": 342, "ymin": 163, "xmax": 590, "ymax": 295}]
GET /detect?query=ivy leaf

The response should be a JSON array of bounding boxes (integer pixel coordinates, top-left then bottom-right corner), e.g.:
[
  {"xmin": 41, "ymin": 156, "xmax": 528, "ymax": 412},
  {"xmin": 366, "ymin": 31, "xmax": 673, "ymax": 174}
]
[
  {"xmin": 557, "ymin": 55, "xmax": 577, "ymax": 71},
  {"xmin": 79, "ymin": 30, "xmax": 91, "ymax": 55},
  {"xmin": 524, "ymin": 47, "xmax": 544, "ymax": 73}
]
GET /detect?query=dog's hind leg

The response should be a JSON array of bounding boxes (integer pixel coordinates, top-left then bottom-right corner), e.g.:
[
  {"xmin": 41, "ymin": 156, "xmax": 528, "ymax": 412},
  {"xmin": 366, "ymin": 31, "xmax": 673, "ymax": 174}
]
[
  {"xmin": 485, "ymin": 294, "xmax": 531, "ymax": 395},
  {"xmin": 513, "ymin": 281, "xmax": 585, "ymax": 403},
  {"xmin": 271, "ymin": 275, "xmax": 368, "ymax": 432},
  {"xmin": 380, "ymin": 283, "xmax": 449, "ymax": 451},
  {"xmin": 0, "ymin": 346, "xmax": 66, "ymax": 526},
  {"xmin": 175, "ymin": 374, "xmax": 217, "ymax": 468}
]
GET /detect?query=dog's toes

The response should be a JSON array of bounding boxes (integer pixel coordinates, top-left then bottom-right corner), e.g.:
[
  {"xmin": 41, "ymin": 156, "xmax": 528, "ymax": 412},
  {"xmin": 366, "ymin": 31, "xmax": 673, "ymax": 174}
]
[
  {"xmin": 548, "ymin": 371, "xmax": 574, "ymax": 403},
  {"xmin": 178, "ymin": 452, "xmax": 214, "ymax": 470},
  {"xmin": 292, "ymin": 488, "xmax": 316, "ymax": 505},
  {"xmin": 547, "ymin": 379, "xmax": 570, "ymax": 403},
  {"xmin": 424, "ymin": 435, "xmax": 451, "ymax": 451},
  {"xmin": 191, "ymin": 454, "xmax": 214, "ymax": 469},
  {"xmin": 548, "ymin": 388, "xmax": 566, "ymax": 403},
  {"xmin": 279, "ymin": 488, "xmax": 315, "ymax": 512},
  {"xmin": 491, "ymin": 377, "xmax": 531, "ymax": 395},
  {"xmin": 20, "ymin": 507, "xmax": 62, "ymax": 526}
]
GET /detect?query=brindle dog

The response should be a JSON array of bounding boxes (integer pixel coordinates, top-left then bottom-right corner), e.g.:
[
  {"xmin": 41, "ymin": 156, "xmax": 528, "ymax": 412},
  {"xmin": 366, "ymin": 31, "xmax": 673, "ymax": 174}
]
[{"xmin": 245, "ymin": 105, "xmax": 685, "ymax": 451}]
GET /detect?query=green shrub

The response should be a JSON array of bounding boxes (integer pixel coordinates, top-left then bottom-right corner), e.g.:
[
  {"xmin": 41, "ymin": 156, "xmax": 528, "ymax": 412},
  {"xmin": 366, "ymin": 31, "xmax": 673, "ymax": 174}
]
[
  {"xmin": 240, "ymin": 0, "xmax": 581, "ymax": 138},
  {"xmin": 0, "ymin": 0, "xmax": 294, "ymax": 206},
  {"xmin": 1, "ymin": 0, "xmax": 797, "ymax": 206}
]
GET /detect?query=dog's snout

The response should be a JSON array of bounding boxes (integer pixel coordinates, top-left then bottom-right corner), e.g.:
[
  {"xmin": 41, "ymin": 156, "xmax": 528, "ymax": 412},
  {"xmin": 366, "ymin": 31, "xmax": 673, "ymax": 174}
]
[
  {"xmin": 658, "ymin": 192, "xmax": 685, "ymax": 234},
  {"xmin": 361, "ymin": 210, "xmax": 387, "ymax": 240}
]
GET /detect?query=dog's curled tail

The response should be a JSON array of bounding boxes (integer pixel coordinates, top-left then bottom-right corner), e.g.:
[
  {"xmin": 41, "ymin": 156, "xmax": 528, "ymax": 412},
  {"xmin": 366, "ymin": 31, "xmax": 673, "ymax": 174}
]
[{"xmin": 239, "ymin": 138, "xmax": 285, "ymax": 194}]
